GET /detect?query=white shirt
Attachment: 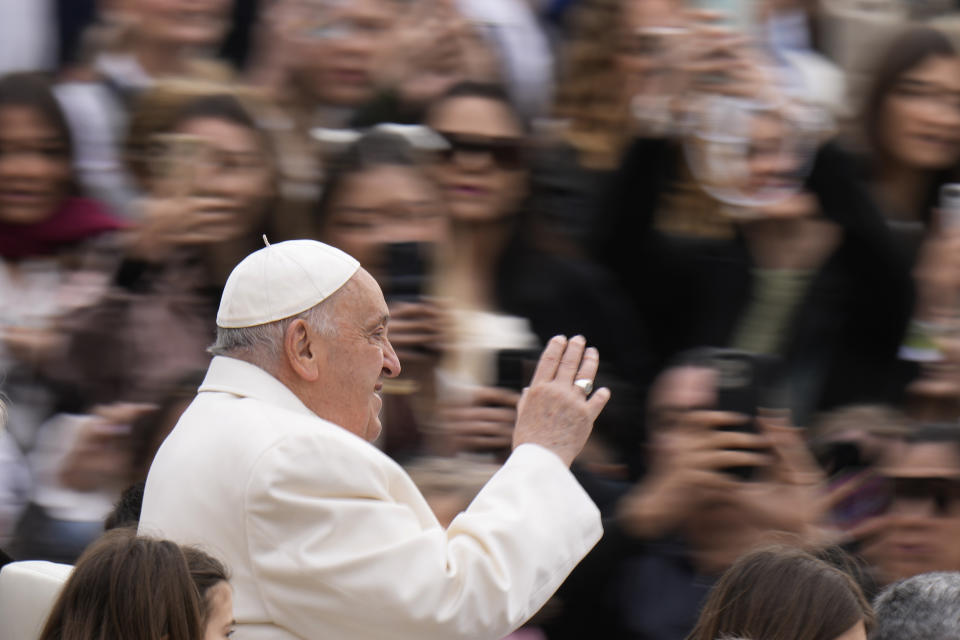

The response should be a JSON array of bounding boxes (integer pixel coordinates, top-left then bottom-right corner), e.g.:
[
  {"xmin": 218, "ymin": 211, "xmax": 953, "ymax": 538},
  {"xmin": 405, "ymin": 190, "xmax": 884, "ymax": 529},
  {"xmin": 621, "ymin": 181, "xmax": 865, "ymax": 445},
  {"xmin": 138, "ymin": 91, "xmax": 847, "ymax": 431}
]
[{"xmin": 140, "ymin": 356, "xmax": 602, "ymax": 640}]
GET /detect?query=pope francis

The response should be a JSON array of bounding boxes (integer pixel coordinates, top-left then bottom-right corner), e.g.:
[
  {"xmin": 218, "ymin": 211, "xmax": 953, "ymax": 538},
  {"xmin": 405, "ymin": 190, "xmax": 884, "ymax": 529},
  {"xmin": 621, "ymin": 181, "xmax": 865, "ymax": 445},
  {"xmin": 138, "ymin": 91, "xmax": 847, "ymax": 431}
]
[{"xmin": 138, "ymin": 240, "xmax": 610, "ymax": 640}]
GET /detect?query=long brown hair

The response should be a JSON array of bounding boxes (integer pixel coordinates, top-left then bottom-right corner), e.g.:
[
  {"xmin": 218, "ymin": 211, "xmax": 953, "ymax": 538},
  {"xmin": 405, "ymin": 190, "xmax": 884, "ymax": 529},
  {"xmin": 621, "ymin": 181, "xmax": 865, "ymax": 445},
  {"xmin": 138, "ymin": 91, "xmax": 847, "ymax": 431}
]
[
  {"xmin": 686, "ymin": 546, "xmax": 873, "ymax": 640},
  {"xmin": 862, "ymin": 27, "xmax": 957, "ymax": 164},
  {"xmin": 182, "ymin": 546, "xmax": 231, "ymax": 627},
  {"xmin": 38, "ymin": 529, "xmax": 204, "ymax": 640},
  {"xmin": 553, "ymin": 0, "xmax": 630, "ymax": 169}
]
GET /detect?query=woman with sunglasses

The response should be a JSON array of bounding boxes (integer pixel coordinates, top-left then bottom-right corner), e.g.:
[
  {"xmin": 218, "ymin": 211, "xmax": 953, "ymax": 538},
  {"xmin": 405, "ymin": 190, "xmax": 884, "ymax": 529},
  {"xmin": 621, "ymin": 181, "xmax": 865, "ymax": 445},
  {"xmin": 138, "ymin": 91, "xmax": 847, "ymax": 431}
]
[
  {"xmin": 854, "ymin": 423, "xmax": 960, "ymax": 586},
  {"xmin": 418, "ymin": 81, "xmax": 539, "ymax": 457},
  {"xmin": 422, "ymin": 82, "xmax": 647, "ymax": 468}
]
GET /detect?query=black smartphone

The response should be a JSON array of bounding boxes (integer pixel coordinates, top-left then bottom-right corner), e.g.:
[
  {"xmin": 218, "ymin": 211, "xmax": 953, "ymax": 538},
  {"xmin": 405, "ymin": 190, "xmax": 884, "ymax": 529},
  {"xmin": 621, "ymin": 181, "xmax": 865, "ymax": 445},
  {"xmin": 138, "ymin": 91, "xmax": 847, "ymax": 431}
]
[
  {"xmin": 384, "ymin": 242, "xmax": 432, "ymax": 301},
  {"xmin": 707, "ymin": 349, "xmax": 782, "ymax": 480}
]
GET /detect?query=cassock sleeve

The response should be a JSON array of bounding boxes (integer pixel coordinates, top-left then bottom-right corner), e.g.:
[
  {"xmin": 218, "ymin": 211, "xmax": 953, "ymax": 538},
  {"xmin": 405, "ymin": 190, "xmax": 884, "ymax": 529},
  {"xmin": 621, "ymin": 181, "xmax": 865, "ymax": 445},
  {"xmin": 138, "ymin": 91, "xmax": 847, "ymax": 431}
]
[{"xmin": 244, "ymin": 439, "xmax": 602, "ymax": 640}]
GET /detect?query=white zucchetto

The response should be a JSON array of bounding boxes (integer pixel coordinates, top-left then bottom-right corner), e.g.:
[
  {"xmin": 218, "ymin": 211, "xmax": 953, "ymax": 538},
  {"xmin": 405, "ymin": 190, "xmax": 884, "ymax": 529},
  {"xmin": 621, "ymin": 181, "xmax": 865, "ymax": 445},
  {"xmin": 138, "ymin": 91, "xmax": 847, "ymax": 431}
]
[{"xmin": 216, "ymin": 240, "xmax": 360, "ymax": 328}]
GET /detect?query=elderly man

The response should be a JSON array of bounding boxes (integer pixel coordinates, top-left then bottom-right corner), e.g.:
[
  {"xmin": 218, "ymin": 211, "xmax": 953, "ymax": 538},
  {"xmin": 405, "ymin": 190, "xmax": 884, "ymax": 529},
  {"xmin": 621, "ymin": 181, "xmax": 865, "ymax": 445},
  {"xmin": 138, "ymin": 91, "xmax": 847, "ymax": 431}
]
[{"xmin": 138, "ymin": 240, "xmax": 609, "ymax": 640}]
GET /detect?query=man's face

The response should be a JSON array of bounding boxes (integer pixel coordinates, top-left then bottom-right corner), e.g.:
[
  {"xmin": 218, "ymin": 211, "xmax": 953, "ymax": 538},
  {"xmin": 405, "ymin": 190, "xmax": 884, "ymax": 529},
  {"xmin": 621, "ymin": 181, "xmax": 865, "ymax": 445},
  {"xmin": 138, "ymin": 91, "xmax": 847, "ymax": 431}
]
[{"xmin": 312, "ymin": 269, "xmax": 401, "ymax": 441}]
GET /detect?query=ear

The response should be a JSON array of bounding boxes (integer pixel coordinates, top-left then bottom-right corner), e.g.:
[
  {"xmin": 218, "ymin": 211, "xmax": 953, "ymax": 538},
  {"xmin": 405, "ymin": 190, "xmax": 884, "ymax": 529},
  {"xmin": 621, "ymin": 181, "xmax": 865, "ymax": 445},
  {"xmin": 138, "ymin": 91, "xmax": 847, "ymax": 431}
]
[{"xmin": 283, "ymin": 318, "xmax": 323, "ymax": 382}]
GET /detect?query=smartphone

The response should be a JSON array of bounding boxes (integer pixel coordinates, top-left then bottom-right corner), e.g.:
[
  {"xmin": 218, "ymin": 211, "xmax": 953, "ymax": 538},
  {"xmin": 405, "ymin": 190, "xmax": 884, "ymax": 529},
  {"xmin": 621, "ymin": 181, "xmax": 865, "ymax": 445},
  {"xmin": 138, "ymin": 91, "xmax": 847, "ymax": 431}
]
[
  {"xmin": 707, "ymin": 349, "xmax": 782, "ymax": 480},
  {"xmin": 384, "ymin": 242, "xmax": 432, "ymax": 301}
]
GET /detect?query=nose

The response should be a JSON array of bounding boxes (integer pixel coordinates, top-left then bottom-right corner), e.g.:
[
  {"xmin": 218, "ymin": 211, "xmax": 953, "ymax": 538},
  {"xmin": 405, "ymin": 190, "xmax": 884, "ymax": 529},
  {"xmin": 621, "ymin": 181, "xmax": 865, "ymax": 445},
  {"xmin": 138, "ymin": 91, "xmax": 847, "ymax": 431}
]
[{"xmin": 382, "ymin": 337, "xmax": 401, "ymax": 378}]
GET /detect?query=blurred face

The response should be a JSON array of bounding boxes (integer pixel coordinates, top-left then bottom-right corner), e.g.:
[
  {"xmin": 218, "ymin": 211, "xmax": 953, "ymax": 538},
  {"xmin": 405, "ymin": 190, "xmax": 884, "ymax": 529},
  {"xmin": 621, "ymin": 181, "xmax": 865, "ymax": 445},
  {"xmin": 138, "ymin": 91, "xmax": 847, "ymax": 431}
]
[
  {"xmin": 127, "ymin": 0, "xmax": 232, "ymax": 48},
  {"xmin": 0, "ymin": 106, "xmax": 71, "ymax": 225},
  {"xmin": 427, "ymin": 96, "xmax": 527, "ymax": 223},
  {"xmin": 871, "ymin": 441, "xmax": 960, "ymax": 583},
  {"xmin": 202, "ymin": 581, "xmax": 235, "ymax": 640},
  {"xmin": 312, "ymin": 270, "xmax": 401, "ymax": 441},
  {"xmin": 744, "ymin": 112, "xmax": 801, "ymax": 197},
  {"xmin": 299, "ymin": 0, "xmax": 396, "ymax": 107},
  {"xmin": 171, "ymin": 116, "xmax": 273, "ymax": 242},
  {"xmin": 320, "ymin": 165, "xmax": 449, "ymax": 282},
  {"xmin": 616, "ymin": 0, "xmax": 682, "ymax": 90},
  {"xmin": 881, "ymin": 55, "xmax": 960, "ymax": 170}
]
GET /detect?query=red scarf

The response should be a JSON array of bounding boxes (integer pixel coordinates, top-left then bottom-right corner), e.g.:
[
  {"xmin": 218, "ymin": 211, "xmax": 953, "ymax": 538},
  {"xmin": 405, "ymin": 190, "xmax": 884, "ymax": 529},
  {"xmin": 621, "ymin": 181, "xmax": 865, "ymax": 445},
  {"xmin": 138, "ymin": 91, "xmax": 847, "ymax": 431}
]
[{"xmin": 0, "ymin": 198, "xmax": 127, "ymax": 260}]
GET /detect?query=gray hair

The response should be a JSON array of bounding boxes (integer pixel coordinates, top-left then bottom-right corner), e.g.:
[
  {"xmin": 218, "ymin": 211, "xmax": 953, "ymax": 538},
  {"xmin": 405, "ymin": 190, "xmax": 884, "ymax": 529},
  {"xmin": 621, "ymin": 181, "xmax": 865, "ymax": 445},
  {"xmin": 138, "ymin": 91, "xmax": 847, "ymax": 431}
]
[
  {"xmin": 208, "ymin": 293, "xmax": 342, "ymax": 368},
  {"xmin": 872, "ymin": 572, "xmax": 960, "ymax": 640}
]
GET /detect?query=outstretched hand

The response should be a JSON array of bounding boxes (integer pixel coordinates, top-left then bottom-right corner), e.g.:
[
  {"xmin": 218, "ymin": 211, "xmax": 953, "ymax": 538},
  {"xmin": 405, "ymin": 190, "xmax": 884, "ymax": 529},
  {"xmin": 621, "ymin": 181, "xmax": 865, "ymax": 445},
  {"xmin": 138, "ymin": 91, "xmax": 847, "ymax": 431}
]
[{"xmin": 512, "ymin": 335, "xmax": 611, "ymax": 467}]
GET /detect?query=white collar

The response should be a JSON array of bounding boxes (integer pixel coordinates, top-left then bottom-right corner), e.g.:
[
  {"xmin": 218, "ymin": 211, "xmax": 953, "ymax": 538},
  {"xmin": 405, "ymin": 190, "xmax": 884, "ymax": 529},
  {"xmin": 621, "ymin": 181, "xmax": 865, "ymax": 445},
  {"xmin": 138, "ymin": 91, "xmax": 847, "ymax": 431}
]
[{"xmin": 198, "ymin": 356, "xmax": 316, "ymax": 418}]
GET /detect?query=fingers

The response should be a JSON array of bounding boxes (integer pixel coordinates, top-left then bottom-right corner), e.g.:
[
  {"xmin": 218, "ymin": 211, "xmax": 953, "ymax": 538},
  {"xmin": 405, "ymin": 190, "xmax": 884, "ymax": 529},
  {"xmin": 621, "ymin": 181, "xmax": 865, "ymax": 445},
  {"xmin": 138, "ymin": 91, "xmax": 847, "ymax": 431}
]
[
  {"xmin": 555, "ymin": 335, "xmax": 587, "ymax": 384},
  {"xmin": 574, "ymin": 346, "xmax": 600, "ymax": 386},
  {"xmin": 531, "ymin": 335, "xmax": 567, "ymax": 385},
  {"xmin": 586, "ymin": 386, "xmax": 612, "ymax": 421}
]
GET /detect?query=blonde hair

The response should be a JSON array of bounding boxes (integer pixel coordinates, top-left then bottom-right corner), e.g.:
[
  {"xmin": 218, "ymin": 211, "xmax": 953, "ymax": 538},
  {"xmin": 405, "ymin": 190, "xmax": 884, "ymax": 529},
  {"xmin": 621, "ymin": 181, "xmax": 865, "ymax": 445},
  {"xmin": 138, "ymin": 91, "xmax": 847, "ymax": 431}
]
[{"xmin": 554, "ymin": 0, "xmax": 632, "ymax": 169}]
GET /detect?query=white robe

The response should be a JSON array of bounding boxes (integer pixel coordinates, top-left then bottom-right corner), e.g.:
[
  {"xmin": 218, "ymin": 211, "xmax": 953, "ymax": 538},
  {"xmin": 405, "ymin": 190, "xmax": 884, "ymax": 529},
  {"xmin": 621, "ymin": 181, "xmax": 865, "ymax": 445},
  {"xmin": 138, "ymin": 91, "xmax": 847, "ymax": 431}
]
[{"xmin": 139, "ymin": 356, "xmax": 602, "ymax": 640}]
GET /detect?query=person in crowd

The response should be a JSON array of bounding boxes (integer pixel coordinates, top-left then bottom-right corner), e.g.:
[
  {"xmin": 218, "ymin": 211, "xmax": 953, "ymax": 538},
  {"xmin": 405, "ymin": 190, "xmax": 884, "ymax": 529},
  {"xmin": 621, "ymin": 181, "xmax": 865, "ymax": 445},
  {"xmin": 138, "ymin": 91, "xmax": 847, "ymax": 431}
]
[
  {"xmin": 424, "ymin": 79, "xmax": 648, "ymax": 472},
  {"xmin": 544, "ymin": 353, "xmax": 841, "ymax": 640},
  {"xmin": 138, "ymin": 238, "xmax": 611, "ymax": 639},
  {"xmin": 859, "ymin": 28, "xmax": 960, "ymax": 401},
  {"xmin": 55, "ymin": 0, "xmax": 237, "ymax": 214},
  {"xmin": 102, "ymin": 482, "xmax": 236, "ymax": 639},
  {"xmin": 62, "ymin": 90, "xmax": 275, "ymax": 417},
  {"xmin": 851, "ymin": 424, "xmax": 960, "ymax": 586},
  {"xmin": 859, "ymin": 27, "xmax": 960, "ymax": 243},
  {"xmin": 685, "ymin": 546, "xmax": 872, "ymax": 640},
  {"xmin": 7, "ymin": 90, "xmax": 275, "ymax": 562},
  {"xmin": 416, "ymin": 81, "xmax": 541, "ymax": 457},
  {"xmin": 37, "ymin": 528, "xmax": 206, "ymax": 640},
  {"xmin": 0, "ymin": 72, "xmax": 125, "ymax": 560},
  {"xmin": 312, "ymin": 129, "xmax": 450, "ymax": 458},
  {"xmin": 592, "ymin": 31, "xmax": 913, "ymax": 424},
  {"xmin": 871, "ymin": 571, "xmax": 960, "ymax": 640},
  {"xmin": 182, "ymin": 546, "xmax": 236, "ymax": 640}
]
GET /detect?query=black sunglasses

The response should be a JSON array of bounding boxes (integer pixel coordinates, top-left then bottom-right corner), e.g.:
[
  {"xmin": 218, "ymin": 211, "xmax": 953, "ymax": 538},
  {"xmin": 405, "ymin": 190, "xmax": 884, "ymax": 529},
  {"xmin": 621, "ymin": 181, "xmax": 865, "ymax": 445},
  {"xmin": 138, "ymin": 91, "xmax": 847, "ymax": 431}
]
[
  {"xmin": 435, "ymin": 132, "xmax": 526, "ymax": 171},
  {"xmin": 884, "ymin": 476, "xmax": 960, "ymax": 517}
]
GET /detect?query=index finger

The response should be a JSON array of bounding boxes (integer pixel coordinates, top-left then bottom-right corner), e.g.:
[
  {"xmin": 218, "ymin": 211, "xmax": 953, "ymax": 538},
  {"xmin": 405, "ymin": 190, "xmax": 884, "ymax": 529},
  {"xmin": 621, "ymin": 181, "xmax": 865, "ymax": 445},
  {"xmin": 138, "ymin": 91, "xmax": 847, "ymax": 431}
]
[{"xmin": 530, "ymin": 335, "xmax": 567, "ymax": 385}]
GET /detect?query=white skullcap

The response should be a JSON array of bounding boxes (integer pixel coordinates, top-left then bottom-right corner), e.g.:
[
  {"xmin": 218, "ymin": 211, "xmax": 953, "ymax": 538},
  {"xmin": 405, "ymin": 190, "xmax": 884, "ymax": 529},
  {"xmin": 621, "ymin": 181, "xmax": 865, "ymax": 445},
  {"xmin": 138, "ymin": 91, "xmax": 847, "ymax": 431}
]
[{"xmin": 216, "ymin": 240, "xmax": 360, "ymax": 328}]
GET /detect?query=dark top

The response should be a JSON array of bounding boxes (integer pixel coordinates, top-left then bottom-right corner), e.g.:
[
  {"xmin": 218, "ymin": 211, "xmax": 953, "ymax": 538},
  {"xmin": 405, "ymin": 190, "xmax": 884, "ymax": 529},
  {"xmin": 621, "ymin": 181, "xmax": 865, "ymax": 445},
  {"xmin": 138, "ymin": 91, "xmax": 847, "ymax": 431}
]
[{"xmin": 591, "ymin": 137, "xmax": 915, "ymax": 420}]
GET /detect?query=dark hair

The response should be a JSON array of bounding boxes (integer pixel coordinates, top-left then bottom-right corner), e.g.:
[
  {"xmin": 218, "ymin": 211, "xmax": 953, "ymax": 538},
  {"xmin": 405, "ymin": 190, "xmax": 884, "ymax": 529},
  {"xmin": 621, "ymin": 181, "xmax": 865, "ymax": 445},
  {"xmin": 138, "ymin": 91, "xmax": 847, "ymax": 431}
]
[
  {"xmin": 38, "ymin": 529, "xmax": 204, "ymax": 640},
  {"xmin": 426, "ymin": 81, "xmax": 528, "ymax": 133},
  {"xmin": 863, "ymin": 27, "xmax": 957, "ymax": 165},
  {"xmin": 0, "ymin": 72, "xmax": 73, "ymax": 161},
  {"xmin": 182, "ymin": 547, "xmax": 231, "ymax": 627},
  {"xmin": 313, "ymin": 129, "xmax": 421, "ymax": 232},
  {"xmin": 104, "ymin": 481, "xmax": 146, "ymax": 530},
  {"xmin": 686, "ymin": 546, "xmax": 873, "ymax": 640}
]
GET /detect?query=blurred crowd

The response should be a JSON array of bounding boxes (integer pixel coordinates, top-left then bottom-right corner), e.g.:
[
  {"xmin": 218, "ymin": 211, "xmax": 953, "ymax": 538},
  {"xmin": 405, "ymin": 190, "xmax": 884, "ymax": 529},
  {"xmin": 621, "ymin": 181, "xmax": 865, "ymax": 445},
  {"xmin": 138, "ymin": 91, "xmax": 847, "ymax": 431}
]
[{"xmin": 5, "ymin": 0, "xmax": 960, "ymax": 638}]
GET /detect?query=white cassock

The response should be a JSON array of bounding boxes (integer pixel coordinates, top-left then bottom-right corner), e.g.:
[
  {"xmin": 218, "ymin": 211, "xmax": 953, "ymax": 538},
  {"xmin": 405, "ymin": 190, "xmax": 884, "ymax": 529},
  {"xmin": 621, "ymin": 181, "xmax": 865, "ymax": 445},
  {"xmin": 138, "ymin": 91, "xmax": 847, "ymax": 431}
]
[{"xmin": 139, "ymin": 356, "xmax": 602, "ymax": 640}]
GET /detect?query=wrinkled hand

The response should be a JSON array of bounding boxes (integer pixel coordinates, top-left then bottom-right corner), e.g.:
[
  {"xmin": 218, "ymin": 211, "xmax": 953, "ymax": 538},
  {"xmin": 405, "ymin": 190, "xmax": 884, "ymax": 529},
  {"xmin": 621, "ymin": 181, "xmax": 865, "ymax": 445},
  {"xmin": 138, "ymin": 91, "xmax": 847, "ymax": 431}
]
[
  {"xmin": 617, "ymin": 410, "xmax": 770, "ymax": 539},
  {"xmin": 512, "ymin": 335, "xmax": 611, "ymax": 467},
  {"xmin": 434, "ymin": 386, "xmax": 520, "ymax": 454}
]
